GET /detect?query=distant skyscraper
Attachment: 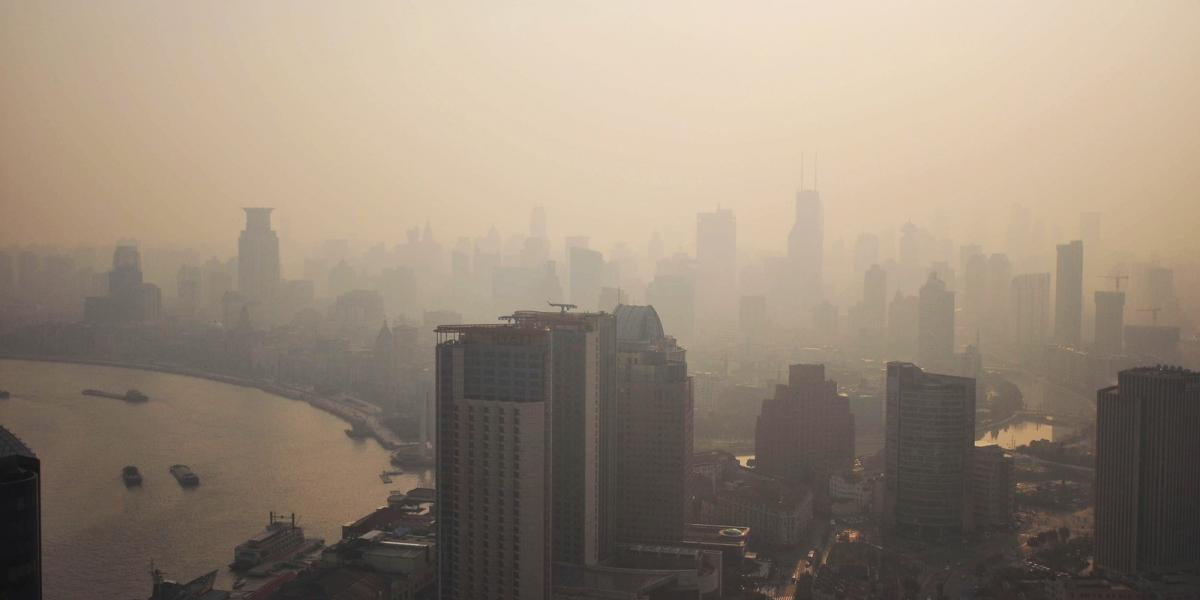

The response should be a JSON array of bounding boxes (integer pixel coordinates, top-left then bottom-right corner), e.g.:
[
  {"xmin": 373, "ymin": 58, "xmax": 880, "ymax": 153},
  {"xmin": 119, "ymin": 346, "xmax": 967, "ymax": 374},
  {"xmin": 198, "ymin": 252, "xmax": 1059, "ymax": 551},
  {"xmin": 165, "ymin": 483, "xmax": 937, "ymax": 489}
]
[
  {"xmin": 598, "ymin": 286, "xmax": 627, "ymax": 312},
  {"xmin": 788, "ymin": 188, "xmax": 823, "ymax": 309},
  {"xmin": 1094, "ymin": 291, "xmax": 1125, "ymax": 356},
  {"xmin": 1123, "ymin": 325, "xmax": 1181, "ymax": 363},
  {"xmin": 1054, "ymin": 240, "xmax": 1084, "ymax": 347},
  {"xmin": 853, "ymin": 233, "xmax": 879, "ymax": 277},
  {"xmin": 917, "ymin": 273, "xmax": 955, "ymax": 368},
  {"xmin": 862, "ymin": 265, "xmax": 887, "ymax": 335},
  {"xmin": 738, "ymin": 295, "xmax": 768, "ymax": 338},
  {"xmin": 176, "ymin": 265, "xmax": 202, "ymax": 318},
  {"xmin": 884, "ymin": 362, "xmax": 976, "ymax": 541},
  {"xmin": 983, "ymin": 254, "xmax": 1012, "ymax": 345},
  {"xmin": 756, "ymin": 364, "xmax": 855, "ymax": 481},
  {"xmin": 613, "ymin": 305, "xmax": 692, "ymax": 545},
  {"xmin": 1010, "ymin": 273, "xmax": 1051, "ymax": 353},
  {"xmin": 568, "ymin": 247, "xmax": 604, "ymax": 311},
  {"xmin": 237, "ymin": 207, "xmax": 281, "ymax": 302},
  {"xmin": 962, "ymin": 253, "xmax": 987, "ymax": 333},
  {"xmin": 530, "ymin": 205, "xmax": 547, "ymax": 239},
  {"xmin": 887, "ymin": 292, "xmax": 919, "ymax": 361},
  {"xmin": 0, "ymin": 426, "xmax": 40, "ymax": 600},
  {"xmin": 646, "ymin": 274, "xmax": 694, "ymax": 343},
  {"xmin": 695, "ymin": 208, "xmax": 737, "ymax": 329},
  {"xmin": 646, "ymin": 231, "xmax": 664, "ymax": 266},
  {"xmin": 435, "ymin": 310, "xmax": 617, "ymax": 599},
  {"xmin": 83, "ymin": 244, "xmax": 161, "ymax": 323},
  {"xmin": 1095, "ymin": 367, "xmax": 1200, "ymax": 574},
  {"xmin": 108, "ymin": 244, "xmax": 144, "ymax": 309}
]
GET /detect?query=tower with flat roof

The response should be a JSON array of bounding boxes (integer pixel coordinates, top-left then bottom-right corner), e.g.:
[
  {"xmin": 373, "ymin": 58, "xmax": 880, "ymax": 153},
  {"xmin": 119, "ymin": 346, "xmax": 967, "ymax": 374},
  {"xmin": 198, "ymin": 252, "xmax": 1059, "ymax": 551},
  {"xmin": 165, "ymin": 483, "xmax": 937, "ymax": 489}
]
[
  {"xmin": 1095, "ymin": 367, "xmax": 1200, "ymax": 574},
  {"xmin": 237, "ymin": 207, "xmax": 280, "ymax": 302},
  {"xmin": 435, "ymin": 310, "xmax": 617, "ymax": 599},
  {"xmin": 755, "ymin": 364, "xmax": 855, "ymax": 481},
  {"xmin": 884, "ymin": 362, "xmax": 976, "ymax": 541},
  {"xmin": 1055, "ymin": 240, "xmax": 1084, "ymax": 347}
]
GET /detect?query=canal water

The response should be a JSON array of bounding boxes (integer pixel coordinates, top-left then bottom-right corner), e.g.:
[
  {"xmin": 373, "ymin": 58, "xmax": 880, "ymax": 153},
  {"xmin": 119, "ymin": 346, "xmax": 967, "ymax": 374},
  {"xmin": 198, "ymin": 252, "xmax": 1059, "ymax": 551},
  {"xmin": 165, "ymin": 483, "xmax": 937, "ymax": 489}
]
[{"xmin": 0, "ymin": 359, "xmax": 432, "ymax": 600}]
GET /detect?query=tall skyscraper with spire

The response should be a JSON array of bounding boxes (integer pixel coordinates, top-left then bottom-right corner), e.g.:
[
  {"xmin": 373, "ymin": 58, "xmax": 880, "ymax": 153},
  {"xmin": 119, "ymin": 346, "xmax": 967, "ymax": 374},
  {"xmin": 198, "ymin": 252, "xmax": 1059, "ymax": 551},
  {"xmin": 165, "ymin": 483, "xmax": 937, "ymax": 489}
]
[
  {"xmin": 237, "ymin": 207, "xmax": 280, "ymax": 302},
  {"xmin": 789, "ymin": 154, "xmax": 824, "ymax": 310}
]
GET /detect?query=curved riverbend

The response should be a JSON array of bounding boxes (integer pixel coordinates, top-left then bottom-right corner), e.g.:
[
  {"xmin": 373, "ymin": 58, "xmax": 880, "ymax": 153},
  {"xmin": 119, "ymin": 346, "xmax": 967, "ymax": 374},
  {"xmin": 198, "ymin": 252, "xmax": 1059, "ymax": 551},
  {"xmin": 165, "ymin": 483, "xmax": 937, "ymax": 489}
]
[{"xmin": 0, "ymin": 359, "xmax": 431, "ymax": 600}]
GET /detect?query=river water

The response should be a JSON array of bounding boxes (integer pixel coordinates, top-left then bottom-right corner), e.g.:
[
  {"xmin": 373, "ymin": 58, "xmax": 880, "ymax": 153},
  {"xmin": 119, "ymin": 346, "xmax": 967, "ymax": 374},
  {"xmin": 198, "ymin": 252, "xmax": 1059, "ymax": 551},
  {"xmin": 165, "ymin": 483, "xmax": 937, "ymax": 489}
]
[
  {"xmin": 976, "ymin": 418, "xmax": 1063, "ymax": 449},
  {"xmin": 0, "ymin": 359, "xmax": 432, "ymax": 600}
]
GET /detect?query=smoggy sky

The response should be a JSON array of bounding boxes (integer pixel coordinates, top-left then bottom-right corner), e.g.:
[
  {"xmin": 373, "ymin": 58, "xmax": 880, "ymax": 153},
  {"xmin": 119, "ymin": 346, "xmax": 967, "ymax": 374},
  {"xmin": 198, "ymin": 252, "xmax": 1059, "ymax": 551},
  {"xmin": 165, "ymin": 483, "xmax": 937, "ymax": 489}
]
[{"xmin": 3, "ymin": 1, "xmax": 1199, "ymax": 258}]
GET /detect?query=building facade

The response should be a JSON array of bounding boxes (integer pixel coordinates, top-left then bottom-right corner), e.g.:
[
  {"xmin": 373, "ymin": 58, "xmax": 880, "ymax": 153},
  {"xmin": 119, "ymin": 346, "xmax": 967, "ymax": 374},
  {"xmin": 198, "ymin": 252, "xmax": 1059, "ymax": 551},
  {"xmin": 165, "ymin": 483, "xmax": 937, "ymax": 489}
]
[
  {"xmin": 755, "ymin": 364, "xmax": 855, "ymax": 481},
  {"xmin": 884, "ymin": 362, "xmax": 976, "ymax": 541},
  {"xmin": 972, "ymin": 445, "xmax": 1013, "ymax": 529},
  {"xmin": 613, "ymin": 305, "xmax": 692, "ymax": 546},
  {"xmin": 1010, "ymin": 273, "xmax": 1051, "ymax": 354},
  {"xmin": 1094, "ymin": 366, "xmax": 1200, "ymax": 574},
  {"xmin": 435, "ymin": 310, "xmax": 617, "ymax": 599},
  {"xmin": 0, "ymin": 426, "xmax": 40, "ymax": 600},
  {"xmin": 435, "ymin": 321, "xmax": 553, "ymax": 599}
]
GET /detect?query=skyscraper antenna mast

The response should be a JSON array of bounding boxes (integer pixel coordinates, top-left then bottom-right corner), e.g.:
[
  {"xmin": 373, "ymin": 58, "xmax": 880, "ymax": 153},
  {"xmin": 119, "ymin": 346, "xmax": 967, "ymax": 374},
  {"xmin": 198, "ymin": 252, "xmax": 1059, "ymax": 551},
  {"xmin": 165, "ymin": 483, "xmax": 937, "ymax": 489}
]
[
  {"xmin": 801, "ymin": 152, "xmax": 805, "ymax": 190},
  {"xmin": 814, "ymin": 152, "xmax": 819, "ymax": 190}
]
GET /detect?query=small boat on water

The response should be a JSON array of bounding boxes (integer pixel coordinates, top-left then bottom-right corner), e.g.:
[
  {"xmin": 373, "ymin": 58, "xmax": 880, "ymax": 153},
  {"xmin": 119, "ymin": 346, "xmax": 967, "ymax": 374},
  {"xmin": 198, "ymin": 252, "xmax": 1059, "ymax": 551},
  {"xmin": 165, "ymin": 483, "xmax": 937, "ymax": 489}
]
[
  {"xmin": 0, "ymin": 390, "xmax": 10, "ymax": 399},
  {"xmin": 122, "ymin": 465, "xmax": 143, "ymax": 487},
  {"xmin": 82, "ymin": 388, "xmax": 149, "ymax": 403},
  {"xmin": 170, "ymin": 464, "xmax": 200, "ymax": 487}
]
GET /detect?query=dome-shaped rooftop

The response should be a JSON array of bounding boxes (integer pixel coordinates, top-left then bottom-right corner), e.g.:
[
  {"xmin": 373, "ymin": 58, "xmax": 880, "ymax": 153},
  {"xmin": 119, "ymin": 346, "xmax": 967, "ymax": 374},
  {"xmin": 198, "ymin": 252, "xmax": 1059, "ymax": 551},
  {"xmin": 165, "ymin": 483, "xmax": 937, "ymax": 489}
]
[{"xmin": 614, "ymin": 304, "xmax": 665, "ymax": 342}]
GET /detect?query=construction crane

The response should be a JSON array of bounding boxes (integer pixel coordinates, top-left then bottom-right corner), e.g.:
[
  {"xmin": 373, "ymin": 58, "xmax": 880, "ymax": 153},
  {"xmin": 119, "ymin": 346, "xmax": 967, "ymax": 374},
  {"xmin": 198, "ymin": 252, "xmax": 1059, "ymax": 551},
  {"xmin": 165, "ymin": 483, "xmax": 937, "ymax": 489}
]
[
  {"xmin": 1139, "ymin": 307, "xmax": 1162, "ymax": 326},
  {"xmin": 1097, "ymin": 274, "xmax": 1129, "ymax": 292},
  {"xmin": 548, "ymin": 301, "xmax": 577, "ymax": 314}
]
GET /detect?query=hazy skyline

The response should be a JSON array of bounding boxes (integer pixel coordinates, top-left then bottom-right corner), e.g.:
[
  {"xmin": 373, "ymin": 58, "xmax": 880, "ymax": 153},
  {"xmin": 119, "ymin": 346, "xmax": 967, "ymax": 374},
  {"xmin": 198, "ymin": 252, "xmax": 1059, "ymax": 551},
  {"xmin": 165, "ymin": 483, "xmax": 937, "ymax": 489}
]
[{"xmin": 3, "ymin": 1, "xmax": 1199, "ymax": 257}]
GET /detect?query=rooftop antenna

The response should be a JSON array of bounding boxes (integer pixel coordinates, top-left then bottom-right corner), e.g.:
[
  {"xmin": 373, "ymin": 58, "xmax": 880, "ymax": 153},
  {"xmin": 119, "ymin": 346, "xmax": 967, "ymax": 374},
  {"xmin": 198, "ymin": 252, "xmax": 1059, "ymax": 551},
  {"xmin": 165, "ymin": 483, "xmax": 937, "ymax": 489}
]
[
  {"xmin": 814, "ymin": 152, "xmax": 819, "ymax": 190},
  {"xmin": 548, "ymin": 301, "xmax": 576, "ymax": 314},
  {"xmin": 801, "ymin": 152, "xmax": 806, "ymax": 190}
]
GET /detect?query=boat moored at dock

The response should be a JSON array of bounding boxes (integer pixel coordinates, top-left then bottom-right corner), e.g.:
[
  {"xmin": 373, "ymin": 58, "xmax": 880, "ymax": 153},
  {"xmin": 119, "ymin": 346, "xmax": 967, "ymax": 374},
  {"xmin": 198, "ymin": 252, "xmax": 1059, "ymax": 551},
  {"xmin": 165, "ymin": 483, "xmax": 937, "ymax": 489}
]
[{"xmin": 232, "ymin": 512, "xmax": 316, "ymax": 571}]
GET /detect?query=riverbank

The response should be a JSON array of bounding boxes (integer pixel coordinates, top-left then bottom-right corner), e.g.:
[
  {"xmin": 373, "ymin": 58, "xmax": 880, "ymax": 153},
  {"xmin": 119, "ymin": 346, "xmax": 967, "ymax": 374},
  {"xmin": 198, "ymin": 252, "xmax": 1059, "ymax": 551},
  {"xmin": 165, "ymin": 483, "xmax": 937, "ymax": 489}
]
[{"xmin": 0, "ymin": 353, "xmax": 405, "ymax": 450}]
